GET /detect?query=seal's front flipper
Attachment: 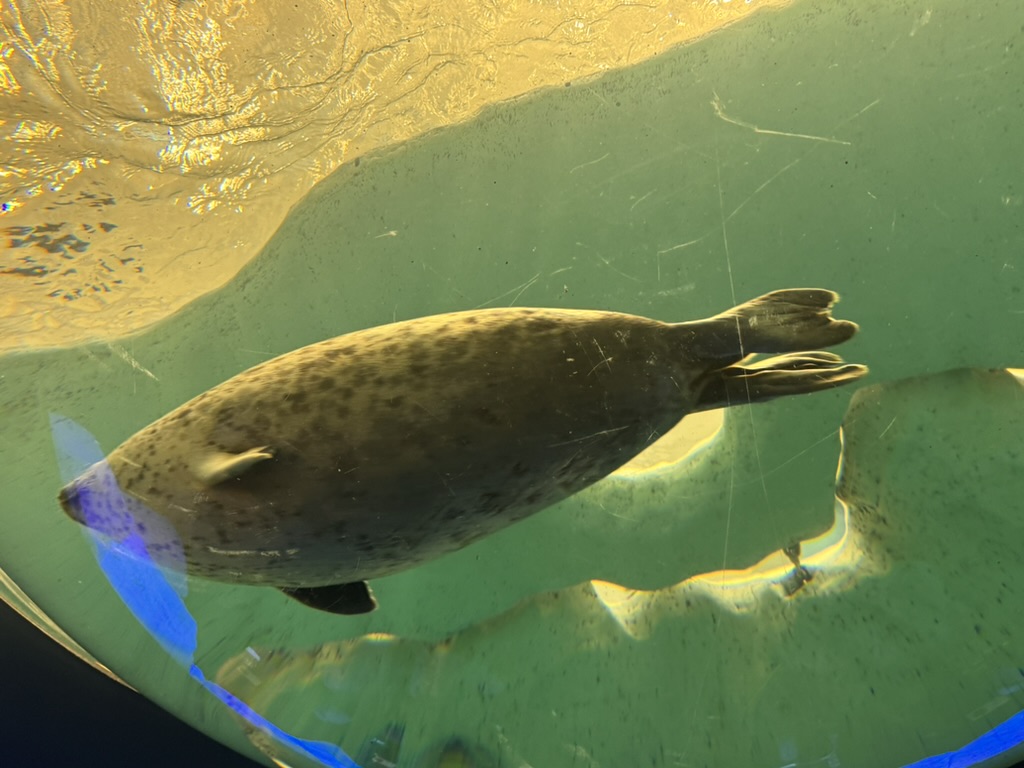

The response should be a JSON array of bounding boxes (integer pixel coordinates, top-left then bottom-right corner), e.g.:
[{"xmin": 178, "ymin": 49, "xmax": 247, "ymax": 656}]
[
  {"xmin": 280, "ymin": 581, "xmax": 378, "ymax": 615},
  {"xmin": 194, "ymin": 446, "xmax": 274, "ymax": 485},
  {"xmin": 694, "ymin": 351, "xmax": 868, "ymax": 411}
]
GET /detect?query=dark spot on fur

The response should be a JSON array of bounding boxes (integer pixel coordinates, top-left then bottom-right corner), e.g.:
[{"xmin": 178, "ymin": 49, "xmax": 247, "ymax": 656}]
[
  {"xmin": 463, "ymin": 316, "xmax": 479, "ymax": 325},
  {"xmin": 526, "ymin": 491, "xmax": 544, "ymax": 504},
  {"xmin": 441, "ymin": 343, "xmax": 468, "ymax": 361},
  {"xmin": 388, "ymin": 395, "xmax": 405, "ymax": 408},
  {"xmin": 527, "ymin": 316, "xmax": 559, "ymax": 333},
  {"xmin": 443, "ymin": 506, "xmax": 466, "ymax": 521},
  {"xmin": 408, "ymin": 362, "xmax": 429, "ymax": 376},
  {"xmin": 511, "ymin": 461, "xmax": 528, "ymax": 476},
  {"xmin": 478, "ymin": 491, "xmax": 503, "ymax": 513},
  {"xmin": 318, "ymin": 376, "xmax": 335, "ymax": 391},
  {"xmin": 475, "ymin": 407, "xmax": 500, "ymax": 426},
  {"xmin": 337, "ymin": 386, "xmax": 354, "ymax": 400}
]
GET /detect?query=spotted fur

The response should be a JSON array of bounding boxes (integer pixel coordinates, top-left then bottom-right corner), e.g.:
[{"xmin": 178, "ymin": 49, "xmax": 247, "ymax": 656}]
[{"xmin": 59, "ymin": 289, "xmax": 866, "ymax": 602}]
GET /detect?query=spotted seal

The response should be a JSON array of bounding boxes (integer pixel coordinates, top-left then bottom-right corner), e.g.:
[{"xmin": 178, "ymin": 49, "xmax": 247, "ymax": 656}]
[{"xmin": 59, "ymin": 288, "xmax": 867, "ymax": 615}]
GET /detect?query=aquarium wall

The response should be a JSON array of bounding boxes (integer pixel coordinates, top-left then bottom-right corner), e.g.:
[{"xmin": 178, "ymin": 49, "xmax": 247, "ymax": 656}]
[{"xmin": 2, "ymin": 1, "xmax": 1023, "ymax": 767}]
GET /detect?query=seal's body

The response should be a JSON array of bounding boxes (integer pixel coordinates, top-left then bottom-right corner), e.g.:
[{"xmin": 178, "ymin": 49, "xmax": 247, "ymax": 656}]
[{"xmin": 59, "ymin": 289, "xmax": 867, "ymax": 614}]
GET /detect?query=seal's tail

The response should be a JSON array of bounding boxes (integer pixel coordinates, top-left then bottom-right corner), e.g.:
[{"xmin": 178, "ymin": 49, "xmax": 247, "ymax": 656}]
[
  {"xmin": 676, "ymin": 288, "xmax": 860, "ymax": 359},
  {"xmin": 692, "ymin": 351, "xmax": 869, "ymax": 411}
]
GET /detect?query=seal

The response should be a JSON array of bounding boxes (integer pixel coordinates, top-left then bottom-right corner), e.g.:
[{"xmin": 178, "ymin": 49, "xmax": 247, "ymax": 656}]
[{"xmin": 58, "ymin": 288, "xmax": 867, "ymax": 615}]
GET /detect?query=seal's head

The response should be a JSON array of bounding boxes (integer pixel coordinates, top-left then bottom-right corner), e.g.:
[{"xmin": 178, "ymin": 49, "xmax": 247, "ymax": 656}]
[
  {"xmin": 58, "ymin": 481, "xmax": 95, "ymax": 528},
  {"xmin": 58, "ymin": 462, "xmax": 186, "ymax": 570},
  {"xmin": 58, "ymin": 482, "xmax": 85, "ymax": 524},
  {"xmin": 58, "ymin": 462, "xmax": 127, "ymax": 531}
]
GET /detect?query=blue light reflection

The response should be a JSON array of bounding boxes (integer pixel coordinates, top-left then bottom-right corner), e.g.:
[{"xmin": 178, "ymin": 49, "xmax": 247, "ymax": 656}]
[
  {"xmin": 902, "ymin": 710, "xmax": 1024, "ymax": 768},
  {"xmin": 50, "ymin": 413, "xmax": 358, "ymax": 768}
]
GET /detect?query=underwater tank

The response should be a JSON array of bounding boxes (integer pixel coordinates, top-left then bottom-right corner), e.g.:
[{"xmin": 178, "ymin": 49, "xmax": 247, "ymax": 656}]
[{"xmin": 2, "ymin": 0, "xmax": 1023, "ymax": 766}]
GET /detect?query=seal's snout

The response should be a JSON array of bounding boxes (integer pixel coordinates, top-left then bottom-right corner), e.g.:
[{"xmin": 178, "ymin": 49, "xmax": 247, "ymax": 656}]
[{"xmin": 58, "ymin": 483, "xmax": 85, "ymax": 524}]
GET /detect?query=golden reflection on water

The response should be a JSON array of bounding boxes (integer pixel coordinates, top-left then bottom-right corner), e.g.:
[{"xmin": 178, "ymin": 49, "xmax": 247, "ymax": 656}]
[
  {"xmin": 1, "ymin": 0, "xmax": 788, "ymax": 349},
  {"xmin": 5, "ymin": 0, "xmax": 790, "ymax": 183}
]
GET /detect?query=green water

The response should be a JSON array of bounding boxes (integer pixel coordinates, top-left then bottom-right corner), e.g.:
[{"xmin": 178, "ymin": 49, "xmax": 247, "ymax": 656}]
[{"xmin": 2, "ymin": 1, "xmax": 1023, "ymax": 766}]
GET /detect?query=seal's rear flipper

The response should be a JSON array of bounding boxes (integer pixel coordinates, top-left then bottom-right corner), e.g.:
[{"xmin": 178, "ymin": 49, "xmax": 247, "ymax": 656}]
[
  {"xmin": 280, "ymin": 581, "xmax": 378, "ymax": 615},
  {"xmin": 693, "ymin": 351, "xmax": 869, "ymax": 411},
  {"xmin": 678, "ymin": 288, "xmax": 859, "ymax": 359}
]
